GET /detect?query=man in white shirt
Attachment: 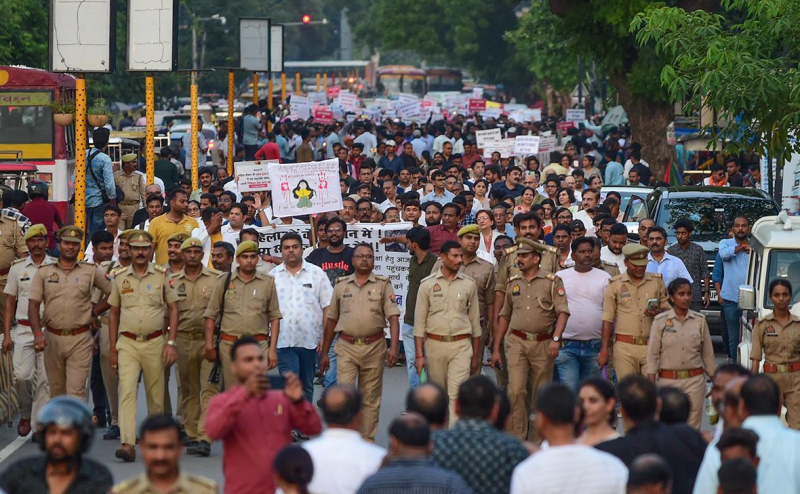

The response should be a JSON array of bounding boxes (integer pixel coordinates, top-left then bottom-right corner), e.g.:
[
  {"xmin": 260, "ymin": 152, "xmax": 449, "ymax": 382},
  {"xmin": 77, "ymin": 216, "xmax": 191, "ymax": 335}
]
[
  {"xmin": 304, "ymin": 385, "xmax": 386, "ymax": 494},
  {"xmin": 220, "ymin": 203, "xmax": 246, "ymax": 248},
  {"xmin": 271, "ymin": 232, "xmax": 334, "ymax": 402},
  {"xmin": 555, "ymin": 237, "xmax": 611, "ymax": 393},
  {"xmin": 181, "ymin": 118, "xmax": 209, "ymax": 168},
  {"xmin": 601, "ymin": 223, "xmax": 628, "ymax": 275},
  {"xmin": 432, "ymin": 126, "xmax": 453, "ymax": 153},
  {"xmin": 573, "ymin": 189, "xmax": 600, "ymax": 238},
  {"xmin": 411, "ymin": 130, "xmax": 428, "ymax": 159},
  {"xmin": 354, "ymin": 122, "xmax": 378, "ymax": 159},
  {"xmin": 510, "ymin": 383, "xmax": 628, "ymax": 494},
  {"xmin": 645, "ymin": 226, "xmax": 692, "ymax": 288}
]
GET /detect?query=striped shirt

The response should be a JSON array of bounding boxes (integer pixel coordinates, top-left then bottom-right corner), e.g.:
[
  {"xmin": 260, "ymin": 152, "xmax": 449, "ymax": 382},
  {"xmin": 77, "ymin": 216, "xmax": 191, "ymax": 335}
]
[
  {"xmin": 511, "ymin": 444, "xmax": 627, "ymax": 494},
  {"xmin": 357, "ymin": 457, "xmax": 472, "ymax": 494}
]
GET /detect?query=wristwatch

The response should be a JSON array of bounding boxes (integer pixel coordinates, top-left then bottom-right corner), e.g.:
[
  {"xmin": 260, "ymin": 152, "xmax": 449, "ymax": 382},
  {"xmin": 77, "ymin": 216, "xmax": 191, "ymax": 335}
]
[
  {"xmin": 167, "ymin": 340, "xmax": 177, "ymax": 348},
  {"xmin": 552, "ymin": 336, "xmax": 561, "ymax": 343}
]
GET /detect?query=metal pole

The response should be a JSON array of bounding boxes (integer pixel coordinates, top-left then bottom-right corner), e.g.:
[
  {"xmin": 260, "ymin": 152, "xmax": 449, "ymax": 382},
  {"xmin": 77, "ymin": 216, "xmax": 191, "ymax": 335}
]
[
  {"xmin": 145, "ymin": 73, "xmax": 155, "ymax": 185},
  {"xmin": 295, "ymin": 72, "xmax": 301, "ymax": 94},
  {"xmin": 267, "ymin": 75, "xmax": 274, "ymax": 132},
  {"xmin": 190, "ymin": 71, "xmax": 199, "ymax": 190},
  {"xmin": 323, "ymin": 73, "xmax": 328, "ymax": 92},
  {"xmin": 228, "ymin": 70, "xmax": 235, "ymax": 175},
  {"xmin": 281, "ymin": 73, "xmax": 286, "ymax": 103},
  {"xmin": 253, "ymin": 72, "xmax": 259, "ymax": 105},
  {"xmin": 316, "ymin": 73, "xmax": 320, "ymax": 91},
  {"xmin": 75, "ymin": 74, "xmax": 87, "ymax": 256},
  {"xmin": 338, "ymin": 71, "xmax": 342, "ymax": 86}
]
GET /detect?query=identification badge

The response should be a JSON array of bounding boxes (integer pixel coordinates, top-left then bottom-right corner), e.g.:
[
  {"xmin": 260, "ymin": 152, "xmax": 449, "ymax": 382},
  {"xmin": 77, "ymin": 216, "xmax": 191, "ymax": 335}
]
[
  {"xmin": 766, "ymin": 326, "xmax": 778, "ymax": 337},
  {"xmin": 512, "ymin": 284, "xmax": 521, "ymax": 296},
  {"xmin": 48, "ymin": 273, "xmax": 59, "ymax": 283},
  {"xmin": 665, "ymin": 328, "xmax": 677, "ymax": 333},
  {"xmin": 665, "ymin": 319, "xmax": 673, "ymax": 327}
]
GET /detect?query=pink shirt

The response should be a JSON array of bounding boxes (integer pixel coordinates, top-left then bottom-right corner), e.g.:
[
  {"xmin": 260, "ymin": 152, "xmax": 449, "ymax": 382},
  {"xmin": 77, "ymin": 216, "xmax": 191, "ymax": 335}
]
[{"xmin": 206, "ymin": 385, "xmax": 322, "ymax": 494}]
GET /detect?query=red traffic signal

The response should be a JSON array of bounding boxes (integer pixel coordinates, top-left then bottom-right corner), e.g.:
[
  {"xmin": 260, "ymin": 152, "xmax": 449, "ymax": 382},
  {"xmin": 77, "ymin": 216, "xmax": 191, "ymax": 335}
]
[{"xmin": 302, "ymin": 14, "xmax": 311, "ymax": 24}]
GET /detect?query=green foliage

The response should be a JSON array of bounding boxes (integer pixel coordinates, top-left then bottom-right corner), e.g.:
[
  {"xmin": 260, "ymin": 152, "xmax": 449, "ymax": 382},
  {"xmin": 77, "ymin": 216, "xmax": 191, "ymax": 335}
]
[
  {"xmin": 632, "ymin": 0, "xmax": 800, "ymax": 156},
  {"xmin": 88, "ymin": 97, "xmax": 113, "ymax": 117},
  {"xmin": 47, "ymin": 95, "xmax": 76, "ymax": 114},
  {"xmin": 0, "ymin": 0, "xmax": 47, "ymax": 67}
]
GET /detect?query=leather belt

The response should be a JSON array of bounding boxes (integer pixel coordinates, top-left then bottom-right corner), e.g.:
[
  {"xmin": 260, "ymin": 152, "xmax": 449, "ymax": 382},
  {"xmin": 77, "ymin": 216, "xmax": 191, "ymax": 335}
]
[
  {"xmin": 339, "ymin": 331, "xmax": 384, "ymax": 345},
  {"xmin": 219, "ymin": 332, "xmax": 268, "ymax": 342},
  {"xmin": 120, "ymin": 200, "xmax": 140, "ymax": 205},
  {"xmin": 16, "ymin": 319, "xmax": 30, "ymax": 327},
  {"xmin": 177, "ymin": 331, "xmax": 205, "ymax": 341},
  {"xmin": 615, "ymin": 334, "xmax": 649, "ymax": 346},
  {"xmin": 120, "ymin": 329, "xmax": 164, "ymax": 342},
  {"xmin": 511, "ymin": 330, "xmax": 553, "ymax": 342},
  {"xmin": 659, "ymin": 368, "xmax": 704, "ymax": 380},
  {"xmin": 425, "ymin": 333, "xmax": 470, "ymax": 343},
  {"xmin": 763, "ymin": 362, "xmax": 800, "ymax": 374},
  {"xmin": 46, "ymin": 325, "xmax": 91, "ymax": 337}
]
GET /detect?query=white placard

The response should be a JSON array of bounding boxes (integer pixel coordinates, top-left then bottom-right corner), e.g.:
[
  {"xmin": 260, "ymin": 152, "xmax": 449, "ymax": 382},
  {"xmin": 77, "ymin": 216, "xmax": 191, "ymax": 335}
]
[
  {"xmin": 514, "ymin": 136, "xmax": 540, "ymax": 155},
  {"xmin": 397, "ymin": 100, "xmax": 421, "ymax": 118},
  {"xmin": 472, "ymin": 87, "xmax": 483, "ymax": 98},
  {"xmin": 475, "ymin": 128, "xmax": 502, "ymax": 149},
  {"xmin": 566, "ymin": 109, "xmax": 585, "ymax": 123},
  {"xmin": 398, "ymin": 93, "xmax": 419, "ymax": 104},
  {"xmin": 270, "ymin": 24, "xmax": 284, "ymax": 73},
  {"xmin": 50, "ymin": 0, "xmax": 113, "ymax": 72},
  {"xmin": 239, "ymin": 18, "xmax": 270, "ymax": 71},
  {"xmin": 538, "ymin": 135, "xmax": 557, "ymax": 153},
  {"xmin": 268, "ymin": 159, "xmax": 342, "ymax": 217},
  {"xmin": 127, "ymin": 0, "xmax": 176, "ymax": 71},
  {"xmin": 531, "ymin": 109, "xmax": 543, "ymax": 122},
  {"xmin": 483, "ymin": 138, "xmax": 516, "ymax": 158},
  {"xmin": 338, "ymin": 93, "xmax": 360, "ymax": 112},
  {"xmin": 308, "ymin": 92, "xmax": 327, "ymax": 106},
  {"xmin": 234, "ymin": 161, "xmax": 275, "ymax": 192},
  {"xmin": 480, "ymin": 108, "xmax": 502, "ymax": 120}
]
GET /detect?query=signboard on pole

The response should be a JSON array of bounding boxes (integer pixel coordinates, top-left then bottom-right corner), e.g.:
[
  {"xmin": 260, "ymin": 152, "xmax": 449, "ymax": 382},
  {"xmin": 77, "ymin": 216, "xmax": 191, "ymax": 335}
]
[
  {"xmin": 270, "ymin": 24, "xmax": 284, "ymax": 73},
  {"xmin": 268, "ymin": 159, "xmax": 342, "ymax": 217},
  {"xmin": 127, "ymin": 0, "xmax": 178, "ymax": 71},
  {"xmin": 538, "ymin": 135, "xmax": 557, "ymax": 153},
  {"xmin": 50, "ymin": 0, "xmax": 114, "ymax": 72},
  {"xmin": 239, "ymin": 18, "xmax": 270, "ymax": 71}
]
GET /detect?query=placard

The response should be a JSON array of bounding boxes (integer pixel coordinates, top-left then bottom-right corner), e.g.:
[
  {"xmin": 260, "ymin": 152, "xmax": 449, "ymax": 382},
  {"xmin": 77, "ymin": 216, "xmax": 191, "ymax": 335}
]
[
  {"xmin": 468, "ymin": 98, "xmax": 486, "ymax": 113},
  {"xmin": 308, "ymin": 92, "xmax": 327, "ymax": 106},
  {"xmin": 313, "ymin": 109, "xmax": 334, "ymax": 124},
  {"xmin": 339, "ymin": 93, "xmax": 360, "ymax": 112},
  {"xmin": 326, "ymin": 86, "xmax": 341, "ymax": 98},
  {"xmin": 475, "ymin": 128, "xmax": 501, "ymax": 149},
  {"xmin": 268, "ymin": 159, "xmax": 342, "ymax": 217},
  {"xmin": 127, "ymin": 0, "xmax": 177, "ymax": 71},
  {"xmin": 483, "ymin": 138, "xmax": 516, "ymax": 158},
  {"xmin": 239, "ymin": 18, "xmax": 270, "ymax": 71},
  {"xmin": 557, "ymin": 121, "xmax": 575, "ymax": 134},
  {"xmin": 514, "ymin": 136, "xmax": 540, "ymax": 155},
  {"xmin": 50, "ymin": 0, "xmax": 114, "ymax": 72},
  {"xmin": 234, "ymin": 161, "xmax": 274, "ymax": 192},
  {"xmin": 566, "ymin": 109, "xmax": 585, "ymax": 123},
  {"xmin": 538, "ymin": 135, "xmax": 557, "ymax": 153},
  {"xmin": 270, "ymin": 24, "xmax": 284, "ymax": 73}
]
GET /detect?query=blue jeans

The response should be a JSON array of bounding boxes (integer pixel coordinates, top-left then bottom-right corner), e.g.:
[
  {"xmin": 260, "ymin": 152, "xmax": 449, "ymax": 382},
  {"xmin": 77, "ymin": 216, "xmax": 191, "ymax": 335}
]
[
  {"xmin": 555, "ymin": 339, "xmax": 601, "ymax": 393},
  {"xmin": 722, "ymin": 301, "xmax": 742, "ymax": 361},
  {"xmin": 323, "ymin": 335, "xmax": 338, "ymax": 387},
  {"xmin": 277, "ymin": 347, "xmax": 317, "ymax": 402},
  {"xmin": 402, "ymin": 323, "xmax": 420, "ymax": 388},
  {"xmin": 86, "ymin": 205, "xmax": 106, "ymax": 235}
]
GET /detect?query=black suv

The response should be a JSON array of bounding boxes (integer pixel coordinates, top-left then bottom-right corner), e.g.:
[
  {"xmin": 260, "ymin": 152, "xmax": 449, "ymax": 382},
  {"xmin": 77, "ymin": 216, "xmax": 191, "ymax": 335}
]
[{"xmin": 622, "ymin": 186, "xmax": 779, "ymax": 330}]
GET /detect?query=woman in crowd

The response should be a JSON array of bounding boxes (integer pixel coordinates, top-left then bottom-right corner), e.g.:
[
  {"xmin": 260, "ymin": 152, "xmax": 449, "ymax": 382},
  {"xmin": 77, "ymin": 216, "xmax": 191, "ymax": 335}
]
[
  {"xmin": 476, "ymin": 209, "xmax": 499, "ymax": 258},
  {"xmin": 514, "ymin": 187, "xmax": 537, "ymax": 216},
  {"xmin": 274, "ymin": 445, "xmax": 314, "ymax": 494},
  {"xmin": 472, "ymin": 178, "xmax": 490, "ymax": 211},
  {"xmin": 557, "ymin": 187, "xmax": 578, "ymax": 213},
  {"xmin": 577, "ymin": 377, "xmax": 620, "ymax": 446}
]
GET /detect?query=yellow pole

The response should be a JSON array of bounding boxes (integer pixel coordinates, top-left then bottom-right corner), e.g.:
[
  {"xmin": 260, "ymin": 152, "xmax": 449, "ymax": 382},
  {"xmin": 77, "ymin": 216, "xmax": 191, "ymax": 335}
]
[
  {"xmin": 295, "ymin": 72, "xmax": 301, "ymax": 94},
  {"xmin": 323, "ymin": 73, "xmax": 328, "ymax": 92},
  {"xmin": 338, "ymin": 71, "xmax": 342, "ymax": 86},
  {"xmin": 74, "ymin": 74, "xmax": 87, "ymax": 256},
  {"xmin": 145, "ymin": 73, "xmax": 155, "ymax": 185},
  {"xmin": 190, "ymin": 71, "xmax": 199, "ymax": 190},
  {"xmin": 227, "ymin": 70, "xmax": 235, "ymax": 175},
  {"xmin": 252, "ymin": 72, "xmax": 259, "ymax": 104},
  {"xmin": 267, "ymin": 76, "xmax": 274, "ymax": 132},
  {"xmin": 281, "ymin": 73, "xmax": 286, "ymax": 103},
  {"xmin": 316, "ymin": 73, "xmax": 320, "ymax": 91}
]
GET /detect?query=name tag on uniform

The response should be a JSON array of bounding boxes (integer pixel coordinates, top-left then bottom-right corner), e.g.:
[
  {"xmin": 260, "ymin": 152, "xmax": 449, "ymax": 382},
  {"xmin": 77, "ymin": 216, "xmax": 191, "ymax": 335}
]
[
  {"xmin": 432, "ymin": 293, "xmax": 443, "ymax": 298},
  {"xmin": 766, "ymin": 326, "xmax": 778, "ymax": 337},
  {"xmin": 665, "ymin": 328, "xmax": 677, "ymax": 333},
  {"xmin": 342, "ymin": 293, "xmax": 353, "ymax": 299},
  {"xmin": 47, "ymin": 273, "xmax": 59, "ymax": 283},
  {"xmin": 303, "ymin": 283, "xmax": 313, "ymax": 288}
]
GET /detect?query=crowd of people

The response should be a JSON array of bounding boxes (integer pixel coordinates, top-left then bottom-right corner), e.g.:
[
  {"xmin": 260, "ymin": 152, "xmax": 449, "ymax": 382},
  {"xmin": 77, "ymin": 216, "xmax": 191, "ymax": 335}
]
[{"xmin": 0, "ymin": 108, "xmax": 794, "ymax": 494}]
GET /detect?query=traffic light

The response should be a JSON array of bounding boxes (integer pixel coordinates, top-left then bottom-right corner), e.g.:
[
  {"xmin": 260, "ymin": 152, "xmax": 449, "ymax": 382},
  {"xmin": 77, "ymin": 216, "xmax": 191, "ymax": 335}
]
[{"xmin": 302, "ymin": 14, "xmax": 311, "ymax": 24}]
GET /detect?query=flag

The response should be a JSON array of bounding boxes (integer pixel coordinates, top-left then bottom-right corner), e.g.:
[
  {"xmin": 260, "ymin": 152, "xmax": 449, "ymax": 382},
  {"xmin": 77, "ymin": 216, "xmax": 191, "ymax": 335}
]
[{"xmin": 665, "ymin": 161, "xmax": 683, "ymax": 186}]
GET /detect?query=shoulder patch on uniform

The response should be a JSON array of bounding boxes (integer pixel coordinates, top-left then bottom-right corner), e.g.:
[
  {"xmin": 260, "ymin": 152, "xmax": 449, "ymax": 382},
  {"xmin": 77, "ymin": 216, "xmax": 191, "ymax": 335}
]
[
  {"xmin": 653, "ymin": 311, "xmax": 669, "ymax": 320},
  {"xmin": 335, "ymin": 275, "xmax": 351, "ymax": 284},
  {"xmin": 544, "ymin": 245, "xmax": 557, "ymax": 253},
  {"xmin": 12, "ymin": 258, "xmax": 26, "ymax": 265},
  {"xmin": 79, "ymin": 260, "xmax": 95, "ymax": 266},
  {"xmin": 154, "ymin": 265, "xmax": 167, "ymax": 273},
  {"xmin": 504, "ymin": 245, "xmax": 518, "ymax": 255},
  {"xmin": 112, "ymin": 478, "xmax": 142, "ymax": 492},
  {"xmin": 208, "ymin": 267, "xmax": 222, "ymax": 275},
  {"xmin": 374, "ymin": 274, "xmax": 388, "ymax": 281},
  {"xmin": 187, "ymin": 475, "xmax": 218, "ymax": 489},
  {"xmin": 40, "ymin": 260, "xmax": 56, "ymax": 267},
  {"xmin": 610, "ymin": 273, "xmax": 623, "ymax": 281}
]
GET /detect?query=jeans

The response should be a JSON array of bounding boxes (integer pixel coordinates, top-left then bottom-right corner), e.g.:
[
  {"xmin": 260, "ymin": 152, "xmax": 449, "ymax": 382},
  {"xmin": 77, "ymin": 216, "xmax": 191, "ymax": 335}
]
[
  {"xmin": 244, "ymin": 145, "xmax": 258, "ymax": 161},
  {"xmin": 86, "ymin": 205, "xmax": 106, "ymax": 235},
  {"xmin": 722, "ymin": 300, "xmax": 742, "ymax": 361},
  {"xmin": 402, "ymin": 323, "xmax": 420, "ymax": 388},
  {"xmin": 555, "ymin": 339, "xmax": 601, "ymax": 393},
  {"xmin": 277, "ymin": 347, "xmax": 317, "ymax": 402},
  {"xmin": 323, "ymin": 335, "xmax": 338, "ymax": 387}
]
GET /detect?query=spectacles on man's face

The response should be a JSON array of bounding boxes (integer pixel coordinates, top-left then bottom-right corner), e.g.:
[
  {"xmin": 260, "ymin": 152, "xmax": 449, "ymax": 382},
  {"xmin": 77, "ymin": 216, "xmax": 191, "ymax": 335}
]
[{"xmin": 357, "ymin": 207, "xmax": 371, "ymax": 213}]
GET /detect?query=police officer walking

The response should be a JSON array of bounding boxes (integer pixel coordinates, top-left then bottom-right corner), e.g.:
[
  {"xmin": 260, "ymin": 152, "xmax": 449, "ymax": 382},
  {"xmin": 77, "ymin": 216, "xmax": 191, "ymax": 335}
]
[
  {"xmin": 600, "ymin": 244, "xmax": 669, "ymax": 380},
  {"xmin": 114, "ymin": 153, "xmax": 146, "ymax": 230},
  {"xmin": 319, "ymin": 243, "xmax": 400, "ymax": 441},
  {"xmin": 491, "ymin": 238, "xmax": 570, "ymax": 440},
  {"xmin": 28, "ymin": 226, "xmax": 112, "ymax": 401},
  {"xmin": 203, "ymin": 241, "xmax": 282, "ymax": 389},
  {"xmin": 0, "ymin": 205, "xmax": 27, "ymax": 334},
  {"xmin": 108, "ymin": 230, "xmax": 180, "ymax": 462},
  {"xmin": 646, "ymin": 277, "xmax": 716, "ymax": 429},
  {"xmin": 2, "ymin": 224, "xmax": 51, "ymax": 436},
  {"xmin": 170, "ymin": 237, "xmax": 222, "ymax": 456},
  {"xmin": 414, "ymin": 240, "xmax": 482, "ymax": 422}
]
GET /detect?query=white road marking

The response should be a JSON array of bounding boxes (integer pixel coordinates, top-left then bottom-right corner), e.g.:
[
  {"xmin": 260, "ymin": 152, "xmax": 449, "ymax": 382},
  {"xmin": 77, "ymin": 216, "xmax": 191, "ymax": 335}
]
[{"xmin": 0, "ymin": 434, "xmax": 30, "ymax": 465}]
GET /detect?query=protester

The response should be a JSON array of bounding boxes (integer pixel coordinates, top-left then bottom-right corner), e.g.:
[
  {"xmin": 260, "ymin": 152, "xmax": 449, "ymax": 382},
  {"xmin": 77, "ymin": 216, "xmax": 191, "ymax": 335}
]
[
  {"xmin": 577, "ymin": 378, "xmax": 620, "ymax": 446},
  {"xmin": 626, "ymin": 455, "xmax": 673, "ymax": 494},
  {"xmin": 406, "ymin": 383, "xmax": 449, "ymax": 432}
]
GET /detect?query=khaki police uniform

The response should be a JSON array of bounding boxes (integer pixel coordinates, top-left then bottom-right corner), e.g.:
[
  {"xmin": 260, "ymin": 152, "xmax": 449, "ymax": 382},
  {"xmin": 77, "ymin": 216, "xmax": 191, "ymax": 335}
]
[
  {"xmin": 95, "ymin": 260, "xmax": 126, "ymax": 429},
  {"xmin": 202, "ymin": 269, "xmax": 282, "ymax": 389},
  {"xmin": 646, "ymin": 309, "xmax": 716, "ymax": 429},
  {"xmin": 414, "ymin": 269, "xmax": 481, "ymax": 422},
  {"xmin": 114, "ymin": 168, "xmax": 146, "ymax": 229},
  {"xmin": 433, "ymin": 256, "xmax": 495, "ymax": 331},
  {"xmin": 751, "ymin": 313, "xmax": 800, "ymax": 429},
  {"xmin": 160, "ymin": 232, "xmax": 190, "ymax": 418},
  {"xmin": 170, "ymin": 265, "xmax": 222, "ymax": 444},
  {"xmin": 327, "ymin": 273, "xmax": 400, "ymax": 440},
  {"xmin": 3, "ymin": 254, "xmax": 52, "ymax": 425},
  {"xmin": 600, "ymin": 261, "xmax": 620, "ymax": 277},
  {"xmin": 113, "ymin": 471, "xmax": 218, "ymax": 494},
  {"xmin": 495, "ymin": 241, "xmax": 558, "ymax": 294},
  {"xmin": 0, "ymin": 216, "xmax": 27, "ymax": 332},
  {"xmin": 500, "ymin": 269, "xmax": 569, "ymax": 440},
  {"xmin": 109, "ymin": 262, "xmax": 178, "ymax": 447},
  {"xmin": 29, "ymin": 246, "xmax": 112, "ymax": 399},
  {"xmin": 602, "ymin": 272, "xmax": 669, "ymax": 380}
]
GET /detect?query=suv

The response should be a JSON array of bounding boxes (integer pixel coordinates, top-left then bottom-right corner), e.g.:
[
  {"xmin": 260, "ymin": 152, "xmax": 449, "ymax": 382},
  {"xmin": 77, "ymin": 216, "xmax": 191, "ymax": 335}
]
[{"xmin": 622, "ymin": 186, "xmax": 780, "ymax": 328}]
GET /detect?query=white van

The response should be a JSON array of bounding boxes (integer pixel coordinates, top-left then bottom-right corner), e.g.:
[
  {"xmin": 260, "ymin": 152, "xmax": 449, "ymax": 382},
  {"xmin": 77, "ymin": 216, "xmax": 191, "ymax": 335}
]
[{"xmin": 737, "ymin": 213, "xmax": 800, "ymax": 366}]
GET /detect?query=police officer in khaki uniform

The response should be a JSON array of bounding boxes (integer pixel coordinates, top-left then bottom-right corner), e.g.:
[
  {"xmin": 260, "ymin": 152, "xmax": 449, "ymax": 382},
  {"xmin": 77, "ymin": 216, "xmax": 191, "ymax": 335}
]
[
  {"xmin": 114, "ymin": 153, "xmax": 146, "ymax": 229},
  {"xmin": 493, "ymin": 212, "xmax": 557, "ymax": 328},
  {"xmin": 170, "ymin": 237, "xmax": 221, "ymax": 456},
  {"xmin": 433, "ymin": 225, "xmax": 495, "ymax": 372},
  {"xmin": 491, "ymin": 238, "xmax": 570, "ymax": 440},
  {"xmin": 203, "ymin": 241, "xmax": 282, "ymax": 389},
  {"xmin": 750, "ymin": 279, "xmax": 800, "ymax": 429},
  {"xmin": 414, "ymin": 240, "xmax": 482, "ymax": 423},
  {"xmin": 108, "ymin": 230, "xmax": 180, "ymax": 462},
  {"xmin": 319, "ymin": 243, "xmax": 400, "ymax": 440},
  {"xmin": 2, "ymin": 224, "xmax": 51, "ymax": 436},
  {"xmin": 164, "ymin": 232, "xmax": 188, "ymax": 274},
  {"xmin": 0, "ymin": 213, "xmax": 27, "ymax": 333},
  {"xmin": 600, "ymin": 244, "xmax": 669, "ymax": 380},
  {"xmin": 646, "ymin": 277, "xmax": 716, "ymax": 429},
  {"xmin": 29, "ymin": 226, "xmax": 112, "ymax": 401}
]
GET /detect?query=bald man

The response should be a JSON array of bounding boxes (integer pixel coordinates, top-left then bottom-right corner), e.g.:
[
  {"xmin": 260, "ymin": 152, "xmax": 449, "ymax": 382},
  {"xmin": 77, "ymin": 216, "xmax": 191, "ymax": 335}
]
[{"xmin": 406, "ymin": 383, "xmax": 449, "ymax": 432}]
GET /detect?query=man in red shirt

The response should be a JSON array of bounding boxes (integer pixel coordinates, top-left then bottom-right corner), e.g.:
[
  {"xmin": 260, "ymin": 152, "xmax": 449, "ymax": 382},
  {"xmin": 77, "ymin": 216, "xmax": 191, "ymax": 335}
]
[
  {"xmin": 206, "ymin": 336, "xmax": 321, "ymax": 494},
  {"xmin": 254, "ymin": 133, "xmax": 282, "ymax": 162},
  {"xmin": 426, "ymin": 203, "xmax": 460, "ymax": 254},
  {"xmin": 21, "ymin": 182, "xmax": 63, "ymax": 251}
]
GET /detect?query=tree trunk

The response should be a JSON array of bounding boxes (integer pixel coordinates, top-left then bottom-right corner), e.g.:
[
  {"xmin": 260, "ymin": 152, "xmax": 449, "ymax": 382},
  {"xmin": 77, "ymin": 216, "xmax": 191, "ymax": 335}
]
[{"xmin": 610, "ymin": 73, "xmax": 673, "ymax": 183}]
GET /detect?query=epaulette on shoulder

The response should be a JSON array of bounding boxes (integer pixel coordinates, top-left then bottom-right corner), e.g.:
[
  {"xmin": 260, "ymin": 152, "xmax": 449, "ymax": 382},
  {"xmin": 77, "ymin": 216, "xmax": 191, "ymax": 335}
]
[
  {"xmin": 610, "ymin": 273, "xmax": 623, "ymax": 282},
  {"xmin": 154, "ymin": 264, "xmax": 167, "ymax": 273},
  {"xmin": 335, "ymin": 275, "xmax": 351, "ymax": 284},
  {"xmin": 112, "ymin": 477, "xmax": 141, "ymax": 493},
  {"xmin": 40, "ymin": 259, "xmax": 56, "ymax": 267},
  {"xmin": 653, "ymin": 311, "xmax": 669, "ymax": 320},
  {"xmin": 601, "ymin": 261, "xmax": 617, "ymax": 267},
  {"xmin": 421, "ymin": 272, "xmax": 439, "ymax": 283},
  {"xmin": 374, "ymin": 274, "xmax": 388, "ymax": 281},
  {"xmin": 12, "ymin": 257, "xmax": 26, "ymax": 265},
  {"xmin": 544, "ymin": 244, "xmax": 557, "ymax": 254},
  {"xmin": 187, "ymin": 474, "xmax": 218, "ymax": 490},
  {"xmin": 650, "ymin": 272, "xmax": 662, "ymax": 278},
  {"xmin": 504, "ymin": 244, "xmax": 518, "ymax": 255},
  {"xmin": 208, "ymin": 267, "xmax": 222, "ymax": 276},
  {"xmin": 79, "ymin": 260, "xmax": 95, "ymax": 266},
  {"xmin": 111, "ymin": 266, "xmax": 128, "ymax": 277},
  {"xmin": 546, "ymin": 273, "xmax": 556, "ymax": 281},
  {"xmin": 509, "ymin": 274, "xmax": 522, "ymax": 282}
]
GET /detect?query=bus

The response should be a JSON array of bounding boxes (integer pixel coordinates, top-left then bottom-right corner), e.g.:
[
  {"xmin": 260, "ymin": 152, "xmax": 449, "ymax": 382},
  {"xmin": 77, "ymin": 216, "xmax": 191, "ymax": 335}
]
[
  {"xmin": 0, "ymin": 66, "xmax": 75, "ymax": 220},
  {"xmin": 425, "ymin": 68, "xmax": 463, "ymax": 93},
  {"xmin": 376, "ymin": 65, "xmax": 425, "ymax": 98}
]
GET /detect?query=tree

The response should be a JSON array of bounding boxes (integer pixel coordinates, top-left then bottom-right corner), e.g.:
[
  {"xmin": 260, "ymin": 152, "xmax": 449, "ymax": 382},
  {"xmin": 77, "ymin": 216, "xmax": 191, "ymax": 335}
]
[
  {"xmin": 632, "ymin": 0, "xmax": 800, "ymax": 198},
  {"xmin": 0, "ymin": 0, "xmax": 47, "ymax": 67}
]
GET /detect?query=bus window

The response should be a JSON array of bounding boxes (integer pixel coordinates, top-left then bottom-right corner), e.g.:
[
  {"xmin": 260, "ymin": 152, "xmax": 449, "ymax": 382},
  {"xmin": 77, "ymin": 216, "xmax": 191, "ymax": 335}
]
[
  {"xmin": 0, "ymin": 92, "xmax": 54, "ymax": 159},
  {"xmin": 378, "ymin": 76, "xmax": 402, "ymax": 96},
  {"xmin": 409, "ymin": 77, "xmax": 425, "ymax": 96}
]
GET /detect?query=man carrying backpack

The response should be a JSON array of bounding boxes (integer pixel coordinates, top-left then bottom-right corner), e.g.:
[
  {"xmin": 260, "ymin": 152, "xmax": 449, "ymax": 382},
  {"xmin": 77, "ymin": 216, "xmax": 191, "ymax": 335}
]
[{"xmin": 85, "ymin": 127, "xmax": 117, "ymax": 235}]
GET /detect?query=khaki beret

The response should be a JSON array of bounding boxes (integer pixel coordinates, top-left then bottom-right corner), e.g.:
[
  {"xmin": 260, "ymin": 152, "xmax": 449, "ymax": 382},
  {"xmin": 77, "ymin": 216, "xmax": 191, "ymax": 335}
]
[
  {"xmin": 457, "ymin": 224, "xmax": 480, "ymax": 238},
  {"xmin": 235, "ymin": 240, "xmax": 259, "ymax": 257},
  {"xmin": 24, "ymin": 224, "xmax": 48, "ymax": 241}
]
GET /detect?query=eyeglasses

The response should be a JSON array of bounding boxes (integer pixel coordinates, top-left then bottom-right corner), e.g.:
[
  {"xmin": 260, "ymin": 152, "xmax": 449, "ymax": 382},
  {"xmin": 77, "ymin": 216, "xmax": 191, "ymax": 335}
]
[
  {"xmin": 326, "ymin": 228, "xmax": 343, "ymax": 233},
  {"xmin": 353, "ymin": 254, "xmax": 374, "ymax": 260}
]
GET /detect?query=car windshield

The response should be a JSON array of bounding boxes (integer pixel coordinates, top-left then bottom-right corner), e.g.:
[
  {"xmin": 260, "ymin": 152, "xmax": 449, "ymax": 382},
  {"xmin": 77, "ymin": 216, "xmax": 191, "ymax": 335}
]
[
  {"xmin": 764, "ymin": 250, "xmax": 800, "ymax": 308},
  {"xmin": 660, "ymin": 196, "xmax": 779, "ymax": 240}
]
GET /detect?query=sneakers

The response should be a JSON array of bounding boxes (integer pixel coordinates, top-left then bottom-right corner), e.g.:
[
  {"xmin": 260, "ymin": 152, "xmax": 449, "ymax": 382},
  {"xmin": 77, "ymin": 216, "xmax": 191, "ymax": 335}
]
[
  {"xmin": 115, "ymin": 443, "xmax": 135, "ymax": 462},
  {"xmin": 17, "ymin": 418, "xmax": 31, "ymax": 437},
  {"xmin": 103, "ymin": 425, "xmax": 120, "ymax": 440}
]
